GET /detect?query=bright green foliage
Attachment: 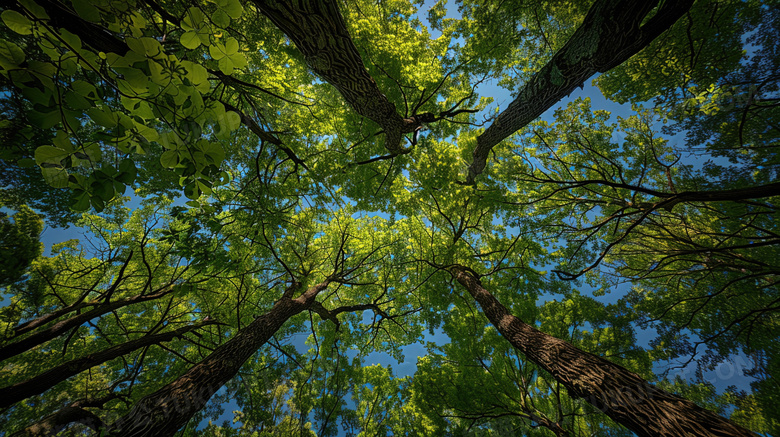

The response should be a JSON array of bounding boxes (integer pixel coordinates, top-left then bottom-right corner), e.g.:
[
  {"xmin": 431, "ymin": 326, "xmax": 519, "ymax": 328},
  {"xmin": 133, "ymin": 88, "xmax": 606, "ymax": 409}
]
[
  {"xmin": 0, "ymin": 0, "xmax": 777, "ymax": 435},
  {"xmin": 0, "ymin": 205, "xmax": 43, "ymax": 287}
]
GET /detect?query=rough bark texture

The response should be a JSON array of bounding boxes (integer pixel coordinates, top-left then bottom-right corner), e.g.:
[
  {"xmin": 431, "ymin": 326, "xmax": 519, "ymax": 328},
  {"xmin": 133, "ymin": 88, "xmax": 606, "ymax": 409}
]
[
  {"xmin": 0, "ymin": 288, "xmax": 174, "ymax": 362},
  {"xmin": 254, "ymin": 0, "xmax": 422, "ymax": 154},
  {"xmin": 0, "ymin": 321, "xmax": 214, "ymax": 408},
  {"xmin": 465, "ymin": 0, "xmax": 694, "ymax": 184},
  {"xmin": 102, "ymin": 281, "xmax": 329, "ymax": 437},
  {"xmin": 451, "ymin": 265, "xmax": 757, "ymax": 437}
]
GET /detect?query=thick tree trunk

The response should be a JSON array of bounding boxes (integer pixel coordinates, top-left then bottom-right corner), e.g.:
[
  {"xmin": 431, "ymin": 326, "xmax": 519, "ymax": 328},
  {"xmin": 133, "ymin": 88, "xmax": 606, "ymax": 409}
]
[
  {"xmin": 465, "ymin": 0, "xmax": 694, "ymax": 184},
  {"xmin": 254, "ymin": 0, "xmax": 420, "ymax": 154},
  {"xmin": 0, "ymin": 288, "xmax": 174, "ymax": 362},
  {"xmin": 102, "ymin": 281, "xmax": 329, "ymax": 437},
  {"xmin": 450, "ymin": 265, "xmax": 757, "ymax": 437},
  {"xmin": 0, "ymin": 321, "xmax": 215, "ymax": 408}
]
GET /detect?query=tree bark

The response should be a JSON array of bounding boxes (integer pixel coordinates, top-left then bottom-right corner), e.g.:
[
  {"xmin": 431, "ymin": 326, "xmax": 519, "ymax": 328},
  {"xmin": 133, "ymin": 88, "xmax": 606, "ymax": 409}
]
[
  {"xmin": 254, "ymin": 0, "xmax": 421, "ymax": 154},
  {"xmin": 450, "ymin": 265, "xmax": 757, "ymax": 437},
  {"xmin": 656, "ymin": 181, "xmax": 780, "ymax": 211},
  {"xmin": 101, "ymin": 281, "xmax": 330, "ymax": 437},
  {"xmin": 10, "ymin": 299, "xmax": 93, "ymax": 338},
  {"xmin": 465, "ymin": 0, "xmax": 694, "ymax": 184},
  {"xmin": 0, "ymin": 321, "xmax": 215, "ymax": 408},
  {"xmin": 0, "ymin": 288, "xmax": 174, "ymax": 362}
]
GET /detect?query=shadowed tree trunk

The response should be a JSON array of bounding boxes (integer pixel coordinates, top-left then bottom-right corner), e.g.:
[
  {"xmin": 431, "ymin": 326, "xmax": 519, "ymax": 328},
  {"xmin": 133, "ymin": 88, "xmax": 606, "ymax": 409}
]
[
  {"xmin": 102, "ymin": 281, "xmax": 331, "ymax": 437},
  {"xmin": 450, "ymin": 265, "xmax": 757, "ymax": 437},
  {"xmin": 465, "ymin": 0, "xmax": 694, "ymax": 184},
  {"xmin": 0, "ymin": 321, "xmax": 216, "ymax": 408},
  {"xmin": 254, "ymin": 0, "xmax": 428, "ymax": 155}
]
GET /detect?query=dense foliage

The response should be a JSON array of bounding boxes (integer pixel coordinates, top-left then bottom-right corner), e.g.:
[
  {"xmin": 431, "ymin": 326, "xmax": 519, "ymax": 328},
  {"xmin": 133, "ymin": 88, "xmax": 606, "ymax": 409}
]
[{"xmin": 0, "ymin": 0, "xmax": 777, "ymax": 435}]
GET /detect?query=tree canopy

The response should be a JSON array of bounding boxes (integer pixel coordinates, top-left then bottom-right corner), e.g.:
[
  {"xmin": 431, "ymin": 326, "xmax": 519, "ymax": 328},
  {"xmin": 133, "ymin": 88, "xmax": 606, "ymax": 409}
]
[{"xmin": 0, "ymin": 0, "xmax": 777, "ymax": 435}]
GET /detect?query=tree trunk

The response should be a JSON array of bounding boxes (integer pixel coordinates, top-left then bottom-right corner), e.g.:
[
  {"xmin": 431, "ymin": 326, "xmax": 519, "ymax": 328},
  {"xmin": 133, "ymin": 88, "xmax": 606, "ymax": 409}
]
[
  {"xmin": 0, "ymin": 288, "xmax": 174, "ymax": 362},
  {"xmin": 254, "ymin": 0, "xmax": 419, "ymax": 154},
  {"xmin": 450, "ymin": 265, "xmax": 757, "ymax": 437},
  {"xmin": 0, "ymin": 321, "xmax": 215, "ymax": 408},
  {"xmin": 102, "ymin": 281, "xmax": 329, "ymax": 437},
  {"xmin": 10, "ymin": 394, "xmax": 118, "ymax": 436},
  {"xmin": 11, "ymin": 300, "xmax": 92, "ymax": 338},
  {"xmin": 465, "ymin": 0, "xmax": 694, "ymax": 184},
  {"xmin": 657, "ymin": 181, "xmax": 780, "ymax": 211}
]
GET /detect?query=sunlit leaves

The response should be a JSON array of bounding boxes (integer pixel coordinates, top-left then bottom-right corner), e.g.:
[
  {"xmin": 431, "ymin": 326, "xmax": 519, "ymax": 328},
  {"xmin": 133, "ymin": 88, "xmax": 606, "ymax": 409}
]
[{"xmin": 1, "ymin": 10, "xmax": 33, "ymax": 35}]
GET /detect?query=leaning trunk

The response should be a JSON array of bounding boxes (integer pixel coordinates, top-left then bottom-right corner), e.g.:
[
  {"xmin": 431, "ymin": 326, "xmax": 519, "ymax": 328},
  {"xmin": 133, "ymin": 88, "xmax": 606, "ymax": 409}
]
[
  {"xmin": 451, "ymin": 266, "xmax": 756, "ymax": 437},
  {"xmin": 102, "ymin": 281, "xmax": 328, "ymax": 437},
  {"xmin": 466, "ymin": 0, "xmax": 693, "ymax": 184},
  {"xmin": 0, "ymin": 288, "xmax": 174, "ymax": 362},
  {"xmin": 0, "ymin": 321, "xmax": 214, "ymax": 408}
]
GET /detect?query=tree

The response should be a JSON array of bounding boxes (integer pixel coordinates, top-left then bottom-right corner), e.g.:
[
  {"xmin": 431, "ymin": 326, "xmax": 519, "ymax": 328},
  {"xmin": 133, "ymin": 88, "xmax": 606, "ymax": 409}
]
[
  {"xmin": 0, "ymin": 205, "xmax": 43, "ymax": 287},
  {"xmin": 0, "ymin": 0, "xmax": 776, "ymax": 435},
  {"xmin": 450, "ymin": 264, "xmax": 755, "ymax": 437}
]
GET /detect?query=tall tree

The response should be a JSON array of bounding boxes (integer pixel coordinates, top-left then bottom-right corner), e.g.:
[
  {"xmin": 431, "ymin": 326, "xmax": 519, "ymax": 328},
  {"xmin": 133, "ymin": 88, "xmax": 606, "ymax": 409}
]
[
  {"xmin": 0, "ymin": 0, "xmax": 775, "ymax": 435},
  {"xmin": 450, "ymin": 264, "xmax": 756, "ymax": 437}
]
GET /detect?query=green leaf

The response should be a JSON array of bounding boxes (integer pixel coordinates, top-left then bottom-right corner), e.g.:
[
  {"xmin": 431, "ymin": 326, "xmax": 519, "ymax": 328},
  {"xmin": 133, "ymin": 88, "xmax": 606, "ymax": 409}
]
[
  {"xmin": 0, "ymin": 39, "xmax": 25, "ymax": 69},
  {"xmin": 17, "ymin": 158, "xmax": 36, "ymax": 167},
  {"xmin": 92, "ymin": 178, "xmax": 115, "ymax": 201},
  {"xmin": 41, "ymin": 166, "xmax": 68, "ymax": 188},
  {"xmin": 71, "ymin": 0, "xmax": 101, "ymax": 22},
  {"xmin": 35, "ymin": 146, "xmax": 69, "ymax": 164},
  {"xmin": 87, "ymin": 107, "xmax": 118, "ymax": 127},
  {"xmin": 126, "ymin": 37, "xmax": 162, "ymax": 57},
  {"xmin": 71, "ymin": 80, "xmax": 98, "ymax": 98},
  {"xmin": 184, "ymin": 181, "xmax": 200, "ymax": 199},
  {"xmin": 65, "ymin": 91, "xmax": 92, "ymax": 110},
  {"xmin": 116, "ymin": 159, "xmax": 137, "ymax": 184},
  {"xmin": 224, "ymin": 38, "xmax": 239, "ymax": 55},
  {"xmin": 28, "ymin": 109, "xmax": 60, "ymax": 129},
  {"xmin": 218, "ymin": 57, "xmax": 234, "ymax": 75},
  {"xmin": 182, "ymin": 6, "xmax": 204, "ymax": 31},
  {"xmin": 181, "ymin": 31, "xmax": 201, "ymax": 49},
  {"xmin": 222, "ymin": 0, "xmax": 243, "ymax": 19},
  {"xmin": 201, "ymin": 141, "xmax": 225, "ymax": 165},
  {"xmin": 70, "ymin": 190, "xmax": 91, "ymax": 211},
  {"xmin": 212, "ymin": 9, "xmax": 230, "ymax": 28},
  {"xmin": 90, "ymin": 195, "xmax": 105, "ymax": 211},
  {"xmin": 182, "ymin": 60, "xmax": 208, "ymax": 84},
  {"xmin": 1, "ymin": 10, "xmax": 33, "ymax": 35},
  {"xmin": 160, "ymin": 150, "xmax": 180, "ymax": 168},
  {"xmin": 224, "ymin": 111, "xmax": 241, "ymax": 131},
  {"xmin": 209, "ymin": 43, "xmax": 226, "ymax": 61}
]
